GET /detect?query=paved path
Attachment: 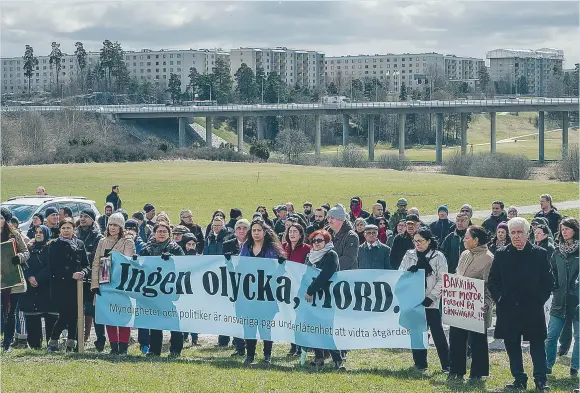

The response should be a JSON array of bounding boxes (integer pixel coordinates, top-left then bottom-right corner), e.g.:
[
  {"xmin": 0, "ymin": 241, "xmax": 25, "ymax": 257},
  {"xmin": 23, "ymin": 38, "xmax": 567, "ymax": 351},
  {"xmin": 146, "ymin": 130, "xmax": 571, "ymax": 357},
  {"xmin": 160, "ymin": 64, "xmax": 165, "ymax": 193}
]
[
  {"xmin": 422, "ymin": 200, "xmax": 579, "ymax": 224},
  {"xmin": 190, "ymin": 122, "xmax": 229, "ymax": 148}
]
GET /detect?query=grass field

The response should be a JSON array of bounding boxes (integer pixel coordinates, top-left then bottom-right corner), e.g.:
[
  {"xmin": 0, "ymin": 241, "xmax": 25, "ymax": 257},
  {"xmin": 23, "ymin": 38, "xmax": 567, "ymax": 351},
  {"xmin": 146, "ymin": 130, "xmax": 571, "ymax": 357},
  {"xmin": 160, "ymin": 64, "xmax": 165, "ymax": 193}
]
[
  {"xmin": 1, "ymin": 161, "xmax": 578, "ymax": 223},
  {"xmin": 1, "ymin": 160, "xmax": 578, "ymax": 392},
  {"xmin": 2, "ymin": 343, "xmax": 578, "ymax": 393}
]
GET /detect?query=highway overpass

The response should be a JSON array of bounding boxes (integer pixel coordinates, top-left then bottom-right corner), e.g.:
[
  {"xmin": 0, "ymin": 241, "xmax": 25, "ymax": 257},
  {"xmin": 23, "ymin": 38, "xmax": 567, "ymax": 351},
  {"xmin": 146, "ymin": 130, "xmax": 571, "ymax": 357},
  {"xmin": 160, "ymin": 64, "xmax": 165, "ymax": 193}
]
[{"xmin": 3, "ymin": 98, "xmax": 578, "ymax": 163}]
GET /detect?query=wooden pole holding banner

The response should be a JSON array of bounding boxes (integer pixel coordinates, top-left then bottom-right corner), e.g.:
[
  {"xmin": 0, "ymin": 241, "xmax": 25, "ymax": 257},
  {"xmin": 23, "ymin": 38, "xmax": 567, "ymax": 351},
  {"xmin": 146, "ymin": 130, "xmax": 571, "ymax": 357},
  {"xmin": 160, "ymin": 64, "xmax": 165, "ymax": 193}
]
[{"xmin": 77, "ymin": 280, "xmax": 85, "ymax": 353}]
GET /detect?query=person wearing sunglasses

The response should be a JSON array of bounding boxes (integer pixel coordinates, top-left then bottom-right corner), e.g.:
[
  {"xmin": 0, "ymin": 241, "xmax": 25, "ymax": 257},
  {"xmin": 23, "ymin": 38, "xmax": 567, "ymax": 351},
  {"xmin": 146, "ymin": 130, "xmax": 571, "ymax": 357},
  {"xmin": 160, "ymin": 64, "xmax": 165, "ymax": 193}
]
[
  {"xmin": 304, "ymin": 229, "xmax": 345, "ymax": 371},
  {"xmin": 399, "ymin": 227, "xmax": 450, "ymax": 373}
]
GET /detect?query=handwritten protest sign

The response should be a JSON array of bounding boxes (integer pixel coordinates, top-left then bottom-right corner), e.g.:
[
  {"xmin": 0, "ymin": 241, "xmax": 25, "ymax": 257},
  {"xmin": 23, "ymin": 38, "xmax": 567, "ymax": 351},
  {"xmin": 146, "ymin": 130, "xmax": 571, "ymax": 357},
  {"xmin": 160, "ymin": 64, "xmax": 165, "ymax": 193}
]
[{"xmin": 441, "ymin": 273, "xmax": 485, "ymax": 333}]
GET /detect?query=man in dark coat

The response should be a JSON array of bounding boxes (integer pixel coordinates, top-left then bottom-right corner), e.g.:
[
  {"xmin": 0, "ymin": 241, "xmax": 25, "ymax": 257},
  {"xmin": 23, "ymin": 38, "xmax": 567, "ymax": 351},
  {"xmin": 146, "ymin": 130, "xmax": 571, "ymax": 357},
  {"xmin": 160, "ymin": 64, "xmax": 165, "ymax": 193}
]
[
  {"xmin": 440, "ymin": 213, "xmax": 469, "ymax": 274},
  {"xmin": 179, "ymin": 209, "xmax": 205, "ymax": 254},
  {"xmin": 327, "ymin": 204, "xmax": 359, "ymax": 271},
  {"xmin": 98, "ymin": 203, "xmax": 114, "ymax": 234},
  {"xmin": 306, "ymin": 208, "xmax": 327, "ymax": 239},
  {"xmin": 429, "ymin": 205, "xmax": 455, "ymax": 245},
  {"xmin": 226, "ymin": 208, "xmax": 242, "ymax": 231},
  {"xmin": 482, "ymin": 200, "xmax": 508, "ymax": 235},
  {"xmin": 390, "ymin": 214, "xmax": 419, "ymax": 270},
  {"xmin": 105, "ymin": 185, "xmax": 122, "ymax": 211},
  {"xmin": 535, "ymin": 194, "xmax": 562, "ymax": 236},
  {"xmin": 534, "ymin": 224, "xmax": 555, "ymax": 261},
  {"xmin": 488, "ymin": 217, "xmax": 552, "ymax": 391}
]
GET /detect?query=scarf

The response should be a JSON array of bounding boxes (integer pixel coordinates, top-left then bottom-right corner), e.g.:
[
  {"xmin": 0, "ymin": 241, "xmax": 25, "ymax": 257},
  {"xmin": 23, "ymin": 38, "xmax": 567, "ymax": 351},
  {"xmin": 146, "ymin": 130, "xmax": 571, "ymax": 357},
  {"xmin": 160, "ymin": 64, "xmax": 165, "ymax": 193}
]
[
  {"xmin": 379, "ymin": 227, "xmax": 388, "ymax": 244},
  {"xmin": 495, "ymin": 238, "xmax": 506, "ymax": 248},
  {"xmin": 58, "ymin": 235, "xmax": 78, "ymax": 249},
  {"xmin": 148, "ymin": 239, "xmax": 170, "ymax": 256},
  {"xmin": 351, "ymin": 205, "xmax": 361, "ymax": 217},
  {"xmin": 308, "ymin": 242, "xmax": 334, "ymax": 265},
  {"xmin": 33, "ymin": 225, "xmax": 51, "ymax": 250},
  {"xmin": 416, "ymin": 249, "xmax": 434, "ymax": 276},
  {"xmin": 559, "ymin": 239, "xmax": 580, "ymax": 256}
]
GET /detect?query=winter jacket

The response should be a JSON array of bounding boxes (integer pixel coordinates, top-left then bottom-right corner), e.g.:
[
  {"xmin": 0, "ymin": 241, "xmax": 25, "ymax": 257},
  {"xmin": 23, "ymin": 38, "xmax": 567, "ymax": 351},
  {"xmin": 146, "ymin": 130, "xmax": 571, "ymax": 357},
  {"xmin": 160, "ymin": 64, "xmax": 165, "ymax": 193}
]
[
  {"xmin": 399, "ymin": 249, "xmax": 448, "ymax": 309},
  {"xmin": 239, "ymin": 243, "xmax": 280, "ymax": 259},
  {"xmin": 306, "ymin": 221, "xmax": 325, "ymax": 238},
  {"xmin": 388, "ymin": 210, "xmax": 408, "ymax": 233},
  {"xmin": 429, "ymin": 219, "xmax": 455, "ymax": 245},
  {"xmin": 332, "ymin": 220, "xmax": 359, "ymax": 271},
  {"xmin": 91, "ymin": 235, "xmax": 136, "ymax": 290},
  {"xmin": 98, "ymin": 215, "xmax": 110, "ymax": 235},
  {"xmin": 133, "ymin": 235, "xmax": 146, "ymax": 254},
  {"xmin": 46, "ymin": 237, "xmax": 90, "ymax": 311},
  {"xmin": 390, "ymin": 232, "xmax": 414, "ymax": 270},
  {"xmin": 305, "ymin": 249, "xmax": 340, "ymax": 296},
  {"xmin": 456, "ymin": 245, "xmax": 494, "ymax": 329},
  {"xmin": 440, "ymin": 230, "xmax": 466, "ymax": 274},
  {"xmin": 20, "ymin": 247, "xmax": 56, "ymax": 314},
  {"xmin": 488, "ymin": 243, "xmax": 552, "ymax": 341},
  {"xmin": 357, "ymin": 242, "xmax": 392, "ymax": 270},
  {"xmin": 274, "ymin": 220, "xmax": 286, "ymax": 237},
  {"xmin": 138, "ymin": 222, "xmax": 153, "ymax": 244},
  {"xmin": 222, "ymin": 237, "xmax": 244, "ymax": 256},
  {"xmin": 536, "ymin": 237, "xmax": 555, "ymax": 262},
  {"xmin": 535, "ymin": 209, "xmax": 562, "ymax": 237},
  {"xmin": 203, "ymin": 229, "xmax": 230, "ymax": 255},
  {"xmin": 180, "ymin": 221, "xmax": 205, "ymax": 254},
  {"xmin": 549, "ymin": 246, "xmax": 579, "ymax": 320},
  {"xmin": 283, "ymin": 243, "xmax": 311, "ymax": 264},
  {"xmin": 105, "ymin": 192, "xmax": 122, "ymax": 211},
  {"xmin": 47, "ymin": 225, "xmax": 59, "ymax": 240},
  {"xmin": 348, "ymin": 209, "xmax": 370, "ymax": 223},
  {"xmin": 481, "ymin": 212, "xmax": 508, "ymax": 235},
  {"xmin": 4, "ymin": 228, "xmax": 30, "ymax": 294},
  {"xmin": 139, "ymin": 240, "xmax": 185, "ymax": 257},
  {"xmin": 76, "ymin": 224, "xmax": 103, "ymax": 268},
  {"xmin": 26, "ymin": 225, "xmax": 40, "ymax": 241}
]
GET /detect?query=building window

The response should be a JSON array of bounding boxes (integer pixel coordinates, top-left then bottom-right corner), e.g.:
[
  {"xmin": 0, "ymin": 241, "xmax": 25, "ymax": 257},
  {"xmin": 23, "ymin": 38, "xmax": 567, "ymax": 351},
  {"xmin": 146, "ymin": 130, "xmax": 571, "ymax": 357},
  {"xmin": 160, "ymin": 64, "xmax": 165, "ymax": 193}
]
[
  {"xmin": 147, "ymin": 62, "xmax": 151, "ymax": 66},
  {"xmin": 177, "ymin": 61, "xmax": 181, "ymax": 65}
]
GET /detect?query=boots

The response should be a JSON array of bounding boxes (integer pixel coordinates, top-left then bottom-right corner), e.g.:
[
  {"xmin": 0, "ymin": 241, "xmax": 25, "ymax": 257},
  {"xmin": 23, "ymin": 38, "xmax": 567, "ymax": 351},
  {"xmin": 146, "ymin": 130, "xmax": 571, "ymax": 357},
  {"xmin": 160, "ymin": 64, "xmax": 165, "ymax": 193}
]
[
  {"xmin": 65, "ymin": 339, "xmax": 76, "ymax": 352},
  {"xmin": 47, "ymin": 339, "xmax": 59, "ymax": 353},
  {"xmin": 118, "ymin": 342, "xmax": 128, "ymax": 356},
  {"xmin": 110, "ymin": 341, "xmax": 119, "ymax": 355},
  {"xmin": 84, "ymin": 316, "xmax": 93, "ymax": 343}
]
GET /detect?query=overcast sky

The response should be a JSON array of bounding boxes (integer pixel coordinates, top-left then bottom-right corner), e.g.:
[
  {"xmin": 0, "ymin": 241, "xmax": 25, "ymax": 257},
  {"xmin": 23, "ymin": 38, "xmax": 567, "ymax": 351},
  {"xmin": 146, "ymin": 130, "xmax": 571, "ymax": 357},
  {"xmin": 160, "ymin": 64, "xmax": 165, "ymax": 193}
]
[{"xmin": 1, "ymin": 1, "xmax": 578, "ymax": 67}]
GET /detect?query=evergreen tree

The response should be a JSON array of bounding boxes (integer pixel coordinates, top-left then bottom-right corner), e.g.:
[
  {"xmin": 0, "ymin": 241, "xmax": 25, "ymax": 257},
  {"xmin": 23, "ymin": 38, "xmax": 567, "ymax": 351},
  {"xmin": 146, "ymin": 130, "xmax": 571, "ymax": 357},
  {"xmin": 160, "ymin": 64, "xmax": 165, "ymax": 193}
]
[{"xmin": 23, "ymin": 45, "xmax": 38, "ymax": 95}]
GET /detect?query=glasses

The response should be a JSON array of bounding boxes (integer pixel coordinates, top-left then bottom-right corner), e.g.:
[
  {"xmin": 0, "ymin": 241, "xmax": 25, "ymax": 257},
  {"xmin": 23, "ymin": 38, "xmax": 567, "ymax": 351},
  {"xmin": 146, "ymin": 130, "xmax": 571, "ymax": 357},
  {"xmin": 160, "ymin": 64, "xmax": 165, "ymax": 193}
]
[
  {"xmin": 311, "ymin": 238, "xmax": 325, "ymax": 244},
  {"xmin": 413, "ymin": 239, "xmax": 427, "ymax": 245},
  {"xmin": 365, "ymin": 231, "xmax": 378, "ymax": 236},
  {"xmin": 156, "ymin": 230, "xmax": 169, "ymax": 234}
]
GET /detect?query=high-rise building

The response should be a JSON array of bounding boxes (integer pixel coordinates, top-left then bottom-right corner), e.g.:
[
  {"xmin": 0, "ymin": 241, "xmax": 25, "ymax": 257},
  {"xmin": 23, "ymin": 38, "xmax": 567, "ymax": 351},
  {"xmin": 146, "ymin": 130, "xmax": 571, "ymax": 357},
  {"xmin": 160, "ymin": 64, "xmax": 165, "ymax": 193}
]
[
  {"xmin": 486, "ymin": 48, "xmax": 564, "ymax": 96},
  {"xmin": 229, "ymin": 47, "xmax": 325, "ymax": 90},
  {"xmin": 1, "ymin": 48, "xmax": 229, "ymax": 93},
  {"xmin": 324, "ymin": 52, "xmax": 484, "ymax": 93}
]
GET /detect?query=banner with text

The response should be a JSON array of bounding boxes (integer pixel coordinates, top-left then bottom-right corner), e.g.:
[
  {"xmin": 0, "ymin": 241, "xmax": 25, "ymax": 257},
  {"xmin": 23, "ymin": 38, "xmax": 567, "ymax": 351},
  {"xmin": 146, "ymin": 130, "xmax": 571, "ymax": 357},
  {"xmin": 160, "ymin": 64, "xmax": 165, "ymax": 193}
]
[
  {"xmin": 96, "ymin": 252, "xmax": 429, "ymax": 350},
  {"xmin": 441, "ymin": 273, "xmax": 485, "ymax": 334}
]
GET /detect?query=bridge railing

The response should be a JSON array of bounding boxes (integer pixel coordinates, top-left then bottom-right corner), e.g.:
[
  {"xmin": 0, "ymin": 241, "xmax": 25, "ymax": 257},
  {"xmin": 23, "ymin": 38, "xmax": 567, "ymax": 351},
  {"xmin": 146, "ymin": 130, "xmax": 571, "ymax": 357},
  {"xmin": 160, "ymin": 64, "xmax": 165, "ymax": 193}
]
[{"xmin": 0, "ymin": 98, "xmax": 577, "ymax": 113}]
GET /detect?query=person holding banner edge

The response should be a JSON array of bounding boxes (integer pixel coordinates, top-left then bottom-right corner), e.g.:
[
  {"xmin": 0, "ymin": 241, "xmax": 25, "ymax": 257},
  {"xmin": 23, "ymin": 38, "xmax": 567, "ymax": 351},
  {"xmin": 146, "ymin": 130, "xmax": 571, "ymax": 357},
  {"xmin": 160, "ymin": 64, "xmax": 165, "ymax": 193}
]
[
  {"xmin": 399, "ymin": 227, "xmax": 450, "ymax": 372},
  {"xmin": 448, "ymin": 225, "xmax": 493, "ymax": 381},
  {"xmin": 239, "ymin": 218, "xmax": 286, "ymax": 365},
  {"xmin": 91, "ymin": 213, "xmax": 136, "ymax": 355}
]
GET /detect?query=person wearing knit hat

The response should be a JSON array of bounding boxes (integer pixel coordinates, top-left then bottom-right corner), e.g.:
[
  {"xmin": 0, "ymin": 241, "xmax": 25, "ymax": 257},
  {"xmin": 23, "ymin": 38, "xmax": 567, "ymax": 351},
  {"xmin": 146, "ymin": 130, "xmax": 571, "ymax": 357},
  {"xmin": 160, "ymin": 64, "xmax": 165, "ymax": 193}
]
[
  {"xmin": 459, "ymin": 204, "xmax": 474, "ymax": 219},
  {"xmin": 430, "ymin": 205, "xmax": 455, "ymax": 246},
  {"xmin": 489, "ymin": 221, "xmax": 510, "ymax": 255},
  {"xmin": 321, "ymin": 203, "xmax": 331, "ymax": 212},
  {"xmin": 132, "ymin": 211, "xmax": 152, "ymax": 244},
  {"xmin": 349, "ymin": 196, "xmax": 370, "ymax": 222},
  {"xmin": 1, "ymin": 207, "xmax": 13, "ymax": 223},
  {"xmin": 124, "ymin": 219, "xmax": 146, "ymax": 257},
  {"xmin": 143, "ymin": 204, "xmax": 156, "ymax": 226},
  {"xmin": 106, "ymin": 212, "xmax": 125, "ymax": 230},
  {"xmin": 376, "ymin": 199, "xmax": 391, "ymax": 221},
  {"xmin": 507, "ymin": 206, "xmax": 518, "ymax": 220},
  {"xmin": 327, "ymin": 203, "xmax": 359, "ymax": 275},
  {"xmin": 44, "ymin": 207, "xmax": 60, "ymax": 239},
  {"xmin": 172, "ymin": 225, "xmax": 190, "ymax": 243}
]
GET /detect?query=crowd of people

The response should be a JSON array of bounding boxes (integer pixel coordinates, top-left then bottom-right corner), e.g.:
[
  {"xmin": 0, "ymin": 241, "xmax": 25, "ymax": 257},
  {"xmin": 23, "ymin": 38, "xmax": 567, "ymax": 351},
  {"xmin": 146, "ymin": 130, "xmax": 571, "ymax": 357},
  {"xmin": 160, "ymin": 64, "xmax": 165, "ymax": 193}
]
[{"xmin": 1, "ymin": 188, "xmax": 578, "ymax": 391}]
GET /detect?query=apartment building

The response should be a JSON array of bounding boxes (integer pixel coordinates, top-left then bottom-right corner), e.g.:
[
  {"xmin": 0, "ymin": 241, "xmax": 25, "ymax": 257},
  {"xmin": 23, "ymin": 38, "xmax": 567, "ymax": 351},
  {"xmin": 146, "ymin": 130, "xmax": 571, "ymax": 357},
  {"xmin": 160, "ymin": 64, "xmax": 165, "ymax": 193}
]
[
  {"xmin": 1, "ymin": 48, "xmax": 229, "ymax": 93},
  {"xmin": 324, "ymin": 53, "xmax": 484, "ymax": 92},
  {"xmin": 486, "ymin": 48, "xmax": 564, "ymax": 96},
  {"xmin": 229, "ymin": 47, "xmax": 325, "ymax": 90}
]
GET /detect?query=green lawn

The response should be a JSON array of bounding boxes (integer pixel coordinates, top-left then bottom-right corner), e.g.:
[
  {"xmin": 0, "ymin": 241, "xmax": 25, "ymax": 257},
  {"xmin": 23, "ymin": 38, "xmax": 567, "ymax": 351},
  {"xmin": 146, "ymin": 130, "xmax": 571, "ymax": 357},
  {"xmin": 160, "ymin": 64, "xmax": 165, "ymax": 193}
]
[
  {"xmin": 1, "ymin": 161, "xmax": 577, "ymax": 223},
  {"xmin": 2, "ymin": 344, "xmax": 578, "ymax": 393}
]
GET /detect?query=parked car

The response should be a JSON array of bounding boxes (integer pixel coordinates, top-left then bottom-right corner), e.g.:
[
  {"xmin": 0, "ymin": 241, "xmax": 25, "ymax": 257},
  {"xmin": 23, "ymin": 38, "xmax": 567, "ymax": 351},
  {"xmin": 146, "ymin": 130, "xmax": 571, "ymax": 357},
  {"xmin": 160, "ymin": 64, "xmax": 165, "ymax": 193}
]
[{"xmin": 1, "ymin": 196, "xmax": 100, "ymax": 233}]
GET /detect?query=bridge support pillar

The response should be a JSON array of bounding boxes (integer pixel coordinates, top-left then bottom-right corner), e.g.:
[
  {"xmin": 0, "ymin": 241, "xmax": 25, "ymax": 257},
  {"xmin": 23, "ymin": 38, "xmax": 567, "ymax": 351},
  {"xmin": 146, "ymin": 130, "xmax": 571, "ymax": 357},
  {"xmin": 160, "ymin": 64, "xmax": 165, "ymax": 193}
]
[
  {"xmin": 205, "ymin": 116, "xmax": 213, "ymax": 147},
  {"xmin": 342, "ymin": 113, "xmax": 349, "ymax": 146},
  {"xmin": 398, "ymin": 113, "xmax": 405, "ymax": 158},
  {"xmin": 436, "ymin": 113, "xmax": 444, "ymax": 164},
  {"xmin": 315, "ymin": 114, "xmax": 321, "ymax": 157},
  {"xmin": 538, "ymin": 111, "xmax": 545, "ymax": 163},
  {"xmin": 562, "ymin": 111, "xmax": 569, "ymax": 159},
  {"xmin": 178, "ymin": 117, "xmax": 187, "ymax": 148},
  {"xmin": 284, "ymin": 116, "xmax": 290, "ymax": 133},
  {"xmin": 460, "ymin": 113, "xmax": 468, "ymax": 155},
  {"xmin": 257, "ymin": 117, "xmax": 265, "ymax": 140},
  {"xmin": 490, "ymin": 112, "xmax": 496, "ymax": 153},
  {"xmin": 368, "ymin": 115, "xmax": 375, "ymax": 161},
  {"xmin": 237, "ymin": 116, "xmax": 244, "ymax": 153}
]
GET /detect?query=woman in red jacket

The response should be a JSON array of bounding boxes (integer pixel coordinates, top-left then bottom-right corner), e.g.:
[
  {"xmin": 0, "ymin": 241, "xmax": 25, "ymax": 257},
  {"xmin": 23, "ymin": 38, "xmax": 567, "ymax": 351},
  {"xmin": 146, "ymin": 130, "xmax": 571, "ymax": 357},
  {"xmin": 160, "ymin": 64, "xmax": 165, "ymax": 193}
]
[{"xmin": 283, "ymin": 223, "xmax": 311, "ymax": 356}]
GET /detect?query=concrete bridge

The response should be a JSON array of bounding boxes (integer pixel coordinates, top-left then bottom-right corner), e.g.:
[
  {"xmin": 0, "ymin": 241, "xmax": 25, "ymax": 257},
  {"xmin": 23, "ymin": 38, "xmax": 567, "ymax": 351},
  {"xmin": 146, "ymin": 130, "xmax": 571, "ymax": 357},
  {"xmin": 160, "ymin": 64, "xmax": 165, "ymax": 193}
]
[{"xmin": 3, "ymin": 98, "xmax": 577, "ymax": 163}]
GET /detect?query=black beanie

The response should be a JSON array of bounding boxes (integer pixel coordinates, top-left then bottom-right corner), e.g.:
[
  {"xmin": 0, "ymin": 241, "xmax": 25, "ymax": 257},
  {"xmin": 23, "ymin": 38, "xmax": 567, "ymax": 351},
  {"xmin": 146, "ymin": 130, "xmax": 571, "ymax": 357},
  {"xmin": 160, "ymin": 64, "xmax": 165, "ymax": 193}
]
[
  {"xmin": 81, "ymin": 209, "xmax": 96, "ymax": 222},
  {"xmin": 230, "ymin": 208, "xmax": 242, "ymax": 219},
  {"xmin": 1, "ymin": 207, "xmax": 13, "ymax": 222}
]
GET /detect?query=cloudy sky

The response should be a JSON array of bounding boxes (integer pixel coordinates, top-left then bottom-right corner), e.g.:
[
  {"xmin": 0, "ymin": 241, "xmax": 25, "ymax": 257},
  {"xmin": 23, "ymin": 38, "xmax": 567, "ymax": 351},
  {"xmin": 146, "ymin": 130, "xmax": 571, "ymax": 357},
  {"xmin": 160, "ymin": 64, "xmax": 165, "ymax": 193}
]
[{"xmin": 1, "ymin": 1, "xmax": 578, "ymax": 67}]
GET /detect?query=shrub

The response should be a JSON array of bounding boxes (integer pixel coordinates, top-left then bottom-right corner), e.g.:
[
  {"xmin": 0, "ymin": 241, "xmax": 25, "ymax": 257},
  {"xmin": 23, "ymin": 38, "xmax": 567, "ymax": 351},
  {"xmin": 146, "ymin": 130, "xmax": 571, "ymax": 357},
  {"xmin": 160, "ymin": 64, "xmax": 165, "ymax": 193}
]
[
  {"xmin": 376, "ymin": 154, "xmax": 411, "ymax": 171},
  {"xmin": 276, "ymin": 128, "xmax": 311, "ymax": 163},
  {"xmin": 443, "ymin": 152, "xmax": 532, "ymax": 180},
  {"xmin": 249, "ymin": 140, "xmax": 270, "ymax": 161},
  {"xmin": 331, "ymin": 144, "xmax": 368, "ymax": 168},
  {"xmin": 557, "ymin": 146, "xmax": 579, "ymax": 181}
]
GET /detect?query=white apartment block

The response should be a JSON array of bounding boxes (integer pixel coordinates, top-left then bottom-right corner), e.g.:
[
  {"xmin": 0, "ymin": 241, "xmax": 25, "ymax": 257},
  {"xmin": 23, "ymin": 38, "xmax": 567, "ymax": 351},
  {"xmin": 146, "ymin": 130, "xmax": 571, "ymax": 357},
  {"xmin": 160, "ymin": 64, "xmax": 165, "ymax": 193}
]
[
  {"xmin": 1, "ymin": 48, "xmax": 229, "ymax": 93},
  {"xmin": 325, "ymin": 53, "xmax": 484, "ymax": 92},
  {"xmin": 486, "ymin": 48, "xmax": 564, "ymax": 96},
  {"xmin": 229, "ymin": 47, "xmax": 325, "ymax": 90}
]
